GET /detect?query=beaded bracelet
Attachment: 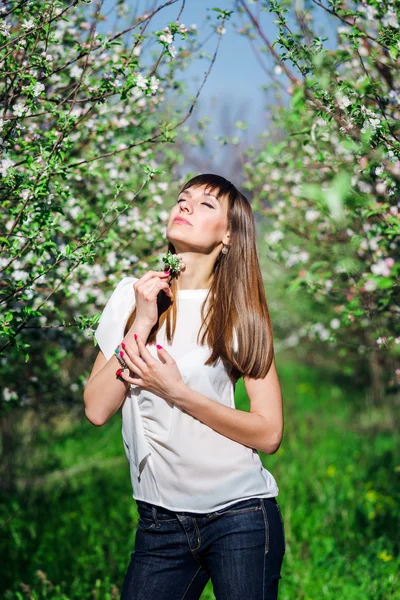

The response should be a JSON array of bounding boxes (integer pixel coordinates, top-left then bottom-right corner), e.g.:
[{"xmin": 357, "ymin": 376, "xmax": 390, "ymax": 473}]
[{"xmin": 114, "ymin": 346, "xmax": 129, "ymax": 369}]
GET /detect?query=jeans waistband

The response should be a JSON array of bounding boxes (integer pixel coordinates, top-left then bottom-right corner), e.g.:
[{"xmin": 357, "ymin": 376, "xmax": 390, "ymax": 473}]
[{"xmin": 136, "ymin": 496, "xmax": 277, "ymax": 520}]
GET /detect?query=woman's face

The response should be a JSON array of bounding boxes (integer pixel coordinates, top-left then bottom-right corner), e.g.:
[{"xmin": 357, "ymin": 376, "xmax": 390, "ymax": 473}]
[{"xmin": 167, "ymin": 184, "xmax": 229, "ymax": 253}]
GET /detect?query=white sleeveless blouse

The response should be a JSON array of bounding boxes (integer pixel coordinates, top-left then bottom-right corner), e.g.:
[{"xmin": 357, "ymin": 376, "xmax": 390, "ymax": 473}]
[{"xmin": 95, "ymin": 276, "xmax": 279, "ymax": 512}]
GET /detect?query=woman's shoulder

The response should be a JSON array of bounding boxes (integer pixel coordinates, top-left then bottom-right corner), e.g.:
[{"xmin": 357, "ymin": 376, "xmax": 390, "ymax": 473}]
[
  {"xmin": 94, "ymin": 275, "xmax": 138, "ymax": 360},
  {"xmin": 115, "ymin": 275, "xmax": 138, "ymax": 291}
]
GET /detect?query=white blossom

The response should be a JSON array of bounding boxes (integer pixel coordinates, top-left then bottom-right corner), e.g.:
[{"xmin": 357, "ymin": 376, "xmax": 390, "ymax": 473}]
[
  {"xmin": 266, "ymin": 230, "xmax": 284, "ymax": 244},
  {"xmin": 1, "ymin": 158, "xmax": 15, "ymax": 176},
  {"xmin": 159, "ymin": 32, "xmax": 173, "ymax": 44},
  {"xmin": 305, "ymin": 209, "xmax": 320, "ymax": 222},
  {"xmin": 388, "ymin": 89, "xmax": 400, "ymax": 106},
  {"xmin": 0, "ymin": 21, "xmax": 11, "ymax": 36},
  {"xmin": 22, "ymin": 19, "xmax": 35, "ymax": 31},
  {"xmin": 70, "ymin": 64, "xmax": 83, "ymax": 79},
  {"xmin": 32, "ymin": 82, "xmax": 45, "ymax": 96},
  {"xmin": 136, "ymin": 73, "xmax": 148, "ymax": 90},
  {"xmin": 3, "ymin": 388, "xmax": 16, "ymax": 402},
  {"xmin": 336, "ymin": 92, "xmax": 352, "ymax": 109},
  {"xmin": 13, "ymin": 102, "xmax": 27, "ymax": 117},
  {"xmin": 371, "ymin": 260, "xmax": 392, "ymax": 277},
  {"xmin": 382, "ymin": 7, "xmax": 399, "ymax": 28},
  {"xmin": 364, "ymin": 279, "xmax": 378, "ymax": 291},
  {"xmin": 149, "ymin": 75, "xmax": 160, "ymax": 94},
  {"xmin": 0, "ymin": 118, "xmax": 9, "ymax": 132}
]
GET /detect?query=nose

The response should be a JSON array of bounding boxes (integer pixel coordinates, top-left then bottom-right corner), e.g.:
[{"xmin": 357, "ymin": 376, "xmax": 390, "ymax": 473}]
[{"xmin": 178, "ymin": 199, "xmax": 192, "ymax": 214}]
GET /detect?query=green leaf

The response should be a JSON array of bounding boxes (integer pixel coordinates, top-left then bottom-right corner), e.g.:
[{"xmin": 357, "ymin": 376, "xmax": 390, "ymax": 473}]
[
  {"xmin": 325, "ymin": 172, "xmax": 351, "ymax": 221},
  {"xmin": 377, "ymin": 278, "xmax": 393, "ymax": 290}
]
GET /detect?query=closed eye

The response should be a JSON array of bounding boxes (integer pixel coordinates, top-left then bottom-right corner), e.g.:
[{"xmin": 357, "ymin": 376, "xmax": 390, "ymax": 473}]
[{"xmin": 177, "ymin": 199, "xmax": 214, "ymax": 208}]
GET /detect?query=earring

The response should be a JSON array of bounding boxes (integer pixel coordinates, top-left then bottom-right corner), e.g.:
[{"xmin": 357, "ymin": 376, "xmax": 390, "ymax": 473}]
[{"xmin": 221, "ymin": 244, "xmax": 229, "ymax": 254}]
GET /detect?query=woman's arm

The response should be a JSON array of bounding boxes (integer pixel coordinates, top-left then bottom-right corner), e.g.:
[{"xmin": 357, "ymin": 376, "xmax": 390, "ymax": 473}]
[
  {"xmin": 84, "ymin": 320, "xmax": 152, "ymax": 426},
  {"xmin": 171, "ymin": 359, "xmax": 283, "ymax": 455}
]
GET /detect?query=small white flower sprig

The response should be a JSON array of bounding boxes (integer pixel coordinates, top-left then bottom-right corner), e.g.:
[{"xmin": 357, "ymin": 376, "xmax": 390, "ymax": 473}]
[{"xmin": 162, "ymin": 250, "xmax": 186, "ymax": 278}]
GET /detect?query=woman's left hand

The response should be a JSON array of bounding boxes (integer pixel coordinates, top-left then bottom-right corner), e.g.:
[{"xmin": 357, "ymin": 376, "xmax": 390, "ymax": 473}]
[{"xmin": 118, "ymin": 333, "xmax": 186, "ymax": 404}]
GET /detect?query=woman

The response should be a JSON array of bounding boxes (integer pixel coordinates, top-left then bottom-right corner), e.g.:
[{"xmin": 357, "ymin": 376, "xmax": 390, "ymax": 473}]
[{"xmin": 84, "ymin": 173, "xmax": 285, "ymax": 599}]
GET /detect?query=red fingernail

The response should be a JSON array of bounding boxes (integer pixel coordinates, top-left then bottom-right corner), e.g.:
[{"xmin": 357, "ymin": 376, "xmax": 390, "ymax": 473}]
[
  {"xmin": 121, "ymin": 342, "xmax": 126, "ymax": 349},
  {"xmin": 134, "ymin": 333, "xmax": 137, "ymax": 340},
  {"xmin": 120, "ymin": 351, "xmax": 124, "ymax": 357},
  {"xmin": 116, "ymin": 368, "xmax": 123, "ymax": 376},
  {"xmin": 156, "ymin": 344, "xmax": 163, "ymax": 349}
]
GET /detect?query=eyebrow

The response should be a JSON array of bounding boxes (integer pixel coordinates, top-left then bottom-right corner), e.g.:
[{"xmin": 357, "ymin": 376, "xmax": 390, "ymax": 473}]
[{"xmin": 180, "ymin": 189, "xmax": 220, "ymax": 203}]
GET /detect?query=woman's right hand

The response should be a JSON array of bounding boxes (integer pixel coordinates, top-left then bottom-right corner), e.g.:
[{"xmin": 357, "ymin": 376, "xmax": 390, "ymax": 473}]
[{"xmin": 132, "ymin": 270, "xmax": 173, "ymax": 327}]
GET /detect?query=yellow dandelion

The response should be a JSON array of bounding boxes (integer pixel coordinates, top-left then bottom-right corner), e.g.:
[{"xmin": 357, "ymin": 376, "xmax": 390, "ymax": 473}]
[
  {"xmin": 365, "ymin": 490, "xmax": 377, "ymax": 502},
  {"xmin": 377, "ymin": 550, "xmax": 393, "ymax": 562}
]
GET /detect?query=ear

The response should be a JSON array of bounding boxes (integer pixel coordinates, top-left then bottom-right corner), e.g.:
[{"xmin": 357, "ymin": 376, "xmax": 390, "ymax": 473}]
[{"xmin": 223, "ymin": 232, "xmax": 231, "ymax": 246}]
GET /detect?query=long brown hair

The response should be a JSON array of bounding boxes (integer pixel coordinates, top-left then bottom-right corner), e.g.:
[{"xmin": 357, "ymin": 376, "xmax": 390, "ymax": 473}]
[{"xmin": 124, "ymin": 173, "xmax": 274, "ymax": 382}]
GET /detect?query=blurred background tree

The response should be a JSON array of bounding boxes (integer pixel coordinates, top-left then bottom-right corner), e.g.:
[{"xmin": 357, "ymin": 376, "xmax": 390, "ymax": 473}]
[
  {"xmin": 0, "ymin": 0, "xmax": 228, "ymax": 490},
  {"xmin": 235, "ymin": 0, "xmax": 399, "ymax": 410}
]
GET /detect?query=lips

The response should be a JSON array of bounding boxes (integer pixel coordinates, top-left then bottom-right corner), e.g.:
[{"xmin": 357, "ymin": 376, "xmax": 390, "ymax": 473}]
[{"xmin": 173, "ymin": 217, "xmax": 191, "ymax": 225}]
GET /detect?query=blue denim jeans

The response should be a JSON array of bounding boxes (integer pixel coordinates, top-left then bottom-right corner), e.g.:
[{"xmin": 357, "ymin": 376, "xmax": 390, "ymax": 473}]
[{"xmin": 120, "ymin": 496, "xmax": 286, "ymax": 600}]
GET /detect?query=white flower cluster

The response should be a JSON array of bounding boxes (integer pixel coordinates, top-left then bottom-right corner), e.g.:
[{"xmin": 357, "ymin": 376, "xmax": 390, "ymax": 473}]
[
  {"xmin": 135, "ymin": 73, "xmax": 160, "ymax": 94},
  {"xmin": 370, "ymin": 258, "xmax": 395, "ymax": 277},
  {"xmin": 388, "ymin": 89, "xmax": 400, "ymax": 107},
  {"xmin": 22, "ymin": 19, "xmax": 35, "ymax": 31},
  {"xmin": 3, "ymin": 388, "xmax": 17, "ymax": 402},
  {"xmin": 363, "ymin": 279, "xmax": 377, "ymax": 292},
  {"xmin": 159, "ymin": 32, "xmax": 173, "ymax": 44},
  {"xmin": 282, "ymin": 246, "xmax": 310, "ymax": 267},
  {"xmin": 1, "ymin": 157, "xmax": 15, "ymax": 177},
  {"xmin": 305, "ymin": 208, "xmax": 320, "ymax": 222},
  {"xmin": 0, "ymin": 20, "xmax": 11, "ymax": 36},
  {"xmin": 157, "ymin": 24, "xmax": 188, "ymax": 60},
  {"xmin": 265, "ymin": 230, "xmax": 284, "ymax": 244},
  {"xmin": 382, "ymin": 7, "xmax": 399, "ymax": 29},
  {"xmin": 385, "ymin": 149, "xmax": 397, "ymax": 162},
  {"xmin": 23, "ymin": 82, "xmax": 45, "ymax": 97},
  {"xmin": 13, "ymin": 102, "xmax": 28, "ymax": 117},
  {"xmin": 335, "ymin": 91, "xmax": 352, "ymax": 109},
  {"xmin": 360, "ymin": 105, "xmax": 382, "ymax": 133},
  {"xmin": 303, "ymin": 322, "xmax": 331, "ymax": 342},
  {"xmin": 358, "ymin": 3, "xmax": 378, "ymax": 21}
]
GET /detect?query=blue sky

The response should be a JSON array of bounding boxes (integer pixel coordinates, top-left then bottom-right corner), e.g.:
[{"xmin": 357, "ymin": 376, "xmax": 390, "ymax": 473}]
[
  {"xmin": 136, "ymin": 1, "xmax": 333, "ymax": 133},
  {"xmin": 97, "ymin": 1, "xmax": 333, "ymax": 173},
  {"xmin": 148, "ymin": 0, "xmax": 288, "ymax": 136},
  {"xmin": 98, "ymin": 0, "xmax": 292, "ymax": 136}
]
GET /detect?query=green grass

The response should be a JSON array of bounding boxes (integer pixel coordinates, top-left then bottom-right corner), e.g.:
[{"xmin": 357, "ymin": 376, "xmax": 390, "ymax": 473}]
[{"xmin": 1, "ymin": 359, "xmax": 399, "ymax": 599}]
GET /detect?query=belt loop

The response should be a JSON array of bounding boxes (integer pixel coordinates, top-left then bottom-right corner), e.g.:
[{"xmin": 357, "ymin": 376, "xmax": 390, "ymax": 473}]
[{"xmin": 151, "ymin": 505, "xmax": 158, "ymax": 526}]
